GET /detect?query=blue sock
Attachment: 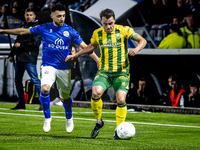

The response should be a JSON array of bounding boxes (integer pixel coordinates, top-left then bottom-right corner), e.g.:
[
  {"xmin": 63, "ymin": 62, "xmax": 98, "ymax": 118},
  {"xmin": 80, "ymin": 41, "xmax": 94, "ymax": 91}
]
[
  {"xmin": 40, "ymin": 92, "xmax": 51, "ymax": 119},
  {"xmin": 63, "ymin": 98, "xmax": 72, "ymax": 119}
]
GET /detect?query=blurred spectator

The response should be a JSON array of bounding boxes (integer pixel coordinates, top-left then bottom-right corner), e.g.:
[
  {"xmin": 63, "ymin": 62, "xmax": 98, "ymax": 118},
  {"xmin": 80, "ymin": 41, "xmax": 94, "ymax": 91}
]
[
  {"xmin": 0, "ymin": 5, "xmax": 2, "ymax": 17},
  {"xmin": 158, "ymin": 75, "xmax": 173, "ymax": 105},
  {"xmin": 41, "ymin": 0, "xmax": 58, "ymax": 11},
  {"xmin": 135, "ymin": 77, "xmax": 156, "ymax": 105},
  {"xmin": 79, "ymin": 0, "xmax": 97, "ymax": 12},
  {"xmin": 187, "ymin": 80, "xmax": 200, "ymax": 107},
  {"xmin": 28, "ymin": 1, "xmax": 40, "ymax": 11},
  {"xmin": 0, "ymin": 4, "xmax": 9, "ymax": 28},
  {"xmin": 10, "ymin": 7, "xmax": 23, "ymax": 20},
  {"xmin": 55, "ymin": 45, "xmax": 84, "ymax": 106},
  {"xmin": 179, "ymin": 14, "xmax": 200, "ymax": 48},
  {"xmin": 148, "ymin": 0, "xmax": 174, "ymax": 44},
  {"xmin": 158, "ymin": 24, "xmax": 186, "ymax": 49},
  {"xmin": 9, "ymin": 8, "xmax": 42, "ymax": 110},
  {"xmin": 42, "ymin": 2, "xmax": 56, "ymax": 12},
  {"xmin": 10, "ymin": 1, "xmax": 23, "ymax": 14},
  {"xmin": 173, "ymin": 0, "xmax": 187, "ymax": 24},
  {"xmin": 185, "ymin": 0, "xmax": 199, "ymax": 16},
  {"xmin": 68, "ymin": 0, "xmax": 97, "ymax": 12},
  {"xmin": 166, "ymin": 16, "xmax": 182, "ymax": 35},
  {"xmin": 12, "ymin": 1, "xmax": 19, "ymax": 8},
  {"xmin": 170, "ymin": 75, "xmax": 187, "ymax": 107},
  {"xmin": 145, "ymin": 0, "xmax": 162, "ymax": 26},
  {"xmin": 69, "ymin": 46, "xmax": 84, "ymax": 101}
]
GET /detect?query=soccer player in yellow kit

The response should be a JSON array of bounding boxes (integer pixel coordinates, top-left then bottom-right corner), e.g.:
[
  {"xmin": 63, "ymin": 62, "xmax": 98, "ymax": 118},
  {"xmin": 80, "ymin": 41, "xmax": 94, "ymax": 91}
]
[{"xmin": 66, "ymin": 8, "xmax": 147, "ymax": 139}]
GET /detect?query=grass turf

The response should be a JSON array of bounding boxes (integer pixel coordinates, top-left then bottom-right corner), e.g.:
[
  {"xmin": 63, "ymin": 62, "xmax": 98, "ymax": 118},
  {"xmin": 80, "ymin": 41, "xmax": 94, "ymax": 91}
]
[{"xmin": 0, "ymin": 103, "xmax": 200, "ymax": 150}]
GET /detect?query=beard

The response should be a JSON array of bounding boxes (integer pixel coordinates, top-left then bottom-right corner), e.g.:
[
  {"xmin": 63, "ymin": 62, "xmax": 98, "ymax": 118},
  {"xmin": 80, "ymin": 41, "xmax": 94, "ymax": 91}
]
[{"xmin": 55, "ymin": 21, "xmax": 64, "ymax": 27}]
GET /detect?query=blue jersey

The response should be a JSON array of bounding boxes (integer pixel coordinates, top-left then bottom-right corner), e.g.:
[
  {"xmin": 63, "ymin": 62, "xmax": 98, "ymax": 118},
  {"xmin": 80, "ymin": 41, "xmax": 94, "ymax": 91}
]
[{"xmin": 30, "ymin": 22, "xmax": 83, "ymax": 69}]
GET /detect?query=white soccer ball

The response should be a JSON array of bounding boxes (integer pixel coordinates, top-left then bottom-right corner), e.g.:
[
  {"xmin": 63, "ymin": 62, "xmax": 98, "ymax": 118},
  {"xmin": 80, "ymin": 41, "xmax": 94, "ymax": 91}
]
[{"xmin": 115, "ymin": 122, "xmax": 135, "ymax": 140}]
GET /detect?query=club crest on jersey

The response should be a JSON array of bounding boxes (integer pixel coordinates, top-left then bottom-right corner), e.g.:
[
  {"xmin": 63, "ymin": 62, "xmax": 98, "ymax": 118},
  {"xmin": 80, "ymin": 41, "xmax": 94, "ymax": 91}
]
[
  {"xmin": 63, "ymin": 31, "xmax": 69, "ymax": 37},
  {"xmin": 116, "ymin": 33, "xmax": 121, "ymax": 40}
]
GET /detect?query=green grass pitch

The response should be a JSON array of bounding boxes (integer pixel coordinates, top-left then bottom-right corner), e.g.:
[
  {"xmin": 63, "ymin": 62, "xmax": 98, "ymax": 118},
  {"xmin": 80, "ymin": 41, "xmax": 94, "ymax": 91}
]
[{"xmin": 0, "ymin": 103, "xmax": 200, "ymax": 150}]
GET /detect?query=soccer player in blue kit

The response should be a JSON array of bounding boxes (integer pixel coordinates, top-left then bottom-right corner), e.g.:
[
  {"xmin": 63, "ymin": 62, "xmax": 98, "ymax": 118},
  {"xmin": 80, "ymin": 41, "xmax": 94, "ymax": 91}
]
[{"xmin": 0, "ymin": 4, "xmax": 99, "ymax": 133}]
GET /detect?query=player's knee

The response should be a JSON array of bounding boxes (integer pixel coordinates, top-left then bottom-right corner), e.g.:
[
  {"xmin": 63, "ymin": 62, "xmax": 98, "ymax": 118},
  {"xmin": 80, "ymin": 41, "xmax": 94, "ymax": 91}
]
[
  {"xmin": 92, "ymin": 88, "xmax": 103, "ymax": 99},
  {"xmin": 117, "ymin": 98, "xmax": 126, "ymax": 104},
  {"xmin": 41, "ymin": 84, "xmax": 51, "ymax": 93}
]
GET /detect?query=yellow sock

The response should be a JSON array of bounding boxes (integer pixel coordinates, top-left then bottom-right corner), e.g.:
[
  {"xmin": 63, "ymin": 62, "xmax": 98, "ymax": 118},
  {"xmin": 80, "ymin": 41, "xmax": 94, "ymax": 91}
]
[
  {"xmin": 91, "ymin": 97, "xmax": 103, "ymax": 119},
  {"xmin": 116, "ymin": 103, "xmax": 127, "ymax": 126}
]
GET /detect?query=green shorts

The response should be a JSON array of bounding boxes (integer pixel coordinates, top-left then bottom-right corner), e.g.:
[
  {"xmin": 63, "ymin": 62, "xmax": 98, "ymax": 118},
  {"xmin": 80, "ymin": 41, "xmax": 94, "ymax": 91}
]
[{"xmin": 93, "ymin": 70, "xmax": 130, "ymax": 93}]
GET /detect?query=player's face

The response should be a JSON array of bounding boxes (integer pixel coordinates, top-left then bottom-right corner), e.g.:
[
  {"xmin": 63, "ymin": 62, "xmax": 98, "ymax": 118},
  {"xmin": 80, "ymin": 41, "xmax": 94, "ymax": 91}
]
[
  {"xmin": 24, "ymin": 11, "xmax": 36, "ymax": 23},
  {"xmin": 101, "ymin": 16, "xmax": 115, "ymax": 33},
  {"xmin": 51, "ymin": 10, "xmax": 65, "ymax": 27}
]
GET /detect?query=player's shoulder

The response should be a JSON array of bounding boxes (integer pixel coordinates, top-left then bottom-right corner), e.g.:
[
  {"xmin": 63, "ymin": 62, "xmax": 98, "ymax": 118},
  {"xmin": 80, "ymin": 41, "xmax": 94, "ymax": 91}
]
[
  {"xmin": 115, "ymin": 24, "xmax": 132, "ymax": 31},
  {"xmin": 62, "ymin": 24, "xmax": 77, "ymax": 32},
  {"xmin": 35, "ymin": 23, "xmax": 51, "ymax": 29},
  {"xmin": 93, "ymin": 27, "xmax": 104, "ymax": 34}
]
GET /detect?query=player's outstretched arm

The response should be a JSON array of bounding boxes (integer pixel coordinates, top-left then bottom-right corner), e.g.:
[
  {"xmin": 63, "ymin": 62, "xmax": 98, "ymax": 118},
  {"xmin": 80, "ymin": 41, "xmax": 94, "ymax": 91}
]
[
  {"xmin": 128, "ymin": 34, "xmax": 147, "ymax": 56},
  {"xmin": 65, "ymin": 42, "xmax": 98, "ymax": 62},
  {"xmin": 0, "ymin": 28, "xmax": 31, "ymax": 35}
]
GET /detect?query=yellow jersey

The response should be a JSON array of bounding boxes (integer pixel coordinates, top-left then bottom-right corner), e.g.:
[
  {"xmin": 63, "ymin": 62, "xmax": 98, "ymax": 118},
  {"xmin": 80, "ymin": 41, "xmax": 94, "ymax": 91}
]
[{"xmin": 91, "ymin": 24, "xmax": 138, "ymax": 72}]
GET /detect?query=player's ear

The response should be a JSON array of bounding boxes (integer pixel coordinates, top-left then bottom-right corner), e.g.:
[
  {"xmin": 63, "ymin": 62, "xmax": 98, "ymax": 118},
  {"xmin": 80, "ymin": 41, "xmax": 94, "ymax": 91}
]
[{"xmin": 50, "ymin": 13, "xmax": 53, "ymax": 19}]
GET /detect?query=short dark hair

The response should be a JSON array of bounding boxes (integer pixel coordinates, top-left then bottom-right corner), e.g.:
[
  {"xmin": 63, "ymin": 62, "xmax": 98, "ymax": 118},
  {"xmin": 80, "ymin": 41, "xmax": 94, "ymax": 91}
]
[
  {"xmin": 51, "ymin": 4, "xmax": 66, "ymax": 13},
  {"xmin": 25, "ymin": 8, "xmax": 35, "ymax": 14},
  {"xmin": 99, "ymin": 8, "xmax": 115, "ymax": 20},
  {"xmin": 189, "ymin": 80, "xmax": 199, "ymax": 87}
]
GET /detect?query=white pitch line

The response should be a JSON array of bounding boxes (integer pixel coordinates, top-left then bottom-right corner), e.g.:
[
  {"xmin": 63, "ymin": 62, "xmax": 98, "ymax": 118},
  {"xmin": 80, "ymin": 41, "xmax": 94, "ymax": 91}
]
[
  {"xmin": 0, "ymin": 112, "xmax": 200, "ymax": 129},
  {"xmin": 0, "ymin": 108, "xmax": 138, "ymax": 114}
]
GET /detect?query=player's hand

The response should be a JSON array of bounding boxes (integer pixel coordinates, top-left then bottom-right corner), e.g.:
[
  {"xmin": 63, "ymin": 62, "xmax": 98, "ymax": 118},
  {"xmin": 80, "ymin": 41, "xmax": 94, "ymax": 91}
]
[
  {"xmin": 9, "ymin": 57, "xmax": 14, "ymax": 63},
  {"xmin": 14, "ymin": 42, "xmax": 21, "ymax": 48},
  {"xmin": 0, "ymin": 29, "xmax": 3, "ymax": 33},
  {"xmin": 188, "ymin": 93, "xmax": 193, "ymax": 100},
  {"xmin": 65, "ymin": 54, "xmax": 77, "ymax": 62},
  {"xmin": 128, "ymin": 49, "xmax": 138, "ymax": 56}
]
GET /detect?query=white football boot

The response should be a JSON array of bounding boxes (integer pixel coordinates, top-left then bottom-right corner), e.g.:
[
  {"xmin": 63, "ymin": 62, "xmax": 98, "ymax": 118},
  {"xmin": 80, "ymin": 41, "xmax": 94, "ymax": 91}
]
[
  {"xmin": 43, "ymin": 118, "xmax": 52, "ymax": 133},
  {"xmin": 66, "ymin": 117, "xmax": 74, "ymax": 134}
]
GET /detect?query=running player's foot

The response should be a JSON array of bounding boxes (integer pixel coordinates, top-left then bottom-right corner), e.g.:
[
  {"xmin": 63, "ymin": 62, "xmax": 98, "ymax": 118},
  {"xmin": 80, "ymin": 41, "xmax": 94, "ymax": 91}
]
[
  {"xmin": 43, "ymin": 118, "xmax": 52, "ymax": 133},
  {"xmin": 91, "ymin": 120, "xmax": 104, "ymax": 139},
  {"xmin": 113, "ymin": 130, "xmax": 120, "ymax": 140},
  {"xmin": 66, "ymin": 117, "xmax": 74, "ymax": 134}
]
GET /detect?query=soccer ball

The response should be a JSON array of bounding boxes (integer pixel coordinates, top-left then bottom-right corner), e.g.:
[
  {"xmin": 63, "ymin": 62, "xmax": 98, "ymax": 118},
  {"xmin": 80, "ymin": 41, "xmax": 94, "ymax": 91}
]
[{"xmin": 115, "ymin": 122, "xmax": 135, "ymax": 140}]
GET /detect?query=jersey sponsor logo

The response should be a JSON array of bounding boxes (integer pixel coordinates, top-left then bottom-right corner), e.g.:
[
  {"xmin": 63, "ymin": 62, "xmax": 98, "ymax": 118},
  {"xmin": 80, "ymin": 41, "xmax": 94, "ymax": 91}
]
[
  {"xmin": 63, "ymin": 31, "xmax": 69, "ymax": 37},
  {"xmin": 55, "ymin": 38, "xmax": 64, "ymax": 45},
  {"xmin": 48, "ymin": 38, "xmax": 68, "ymax": 50},
  {"xmin": 100, "ymin": 42, "xmax": 121, "ymax": 48}
]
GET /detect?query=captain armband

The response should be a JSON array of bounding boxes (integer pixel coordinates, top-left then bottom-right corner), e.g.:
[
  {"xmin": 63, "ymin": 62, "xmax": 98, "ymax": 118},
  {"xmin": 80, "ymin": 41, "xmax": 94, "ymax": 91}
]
[{"xmin": 129, "ymin": 33, "xmax": 138, "ymax": 40}]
